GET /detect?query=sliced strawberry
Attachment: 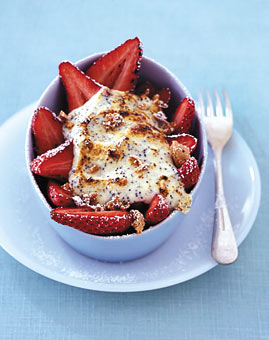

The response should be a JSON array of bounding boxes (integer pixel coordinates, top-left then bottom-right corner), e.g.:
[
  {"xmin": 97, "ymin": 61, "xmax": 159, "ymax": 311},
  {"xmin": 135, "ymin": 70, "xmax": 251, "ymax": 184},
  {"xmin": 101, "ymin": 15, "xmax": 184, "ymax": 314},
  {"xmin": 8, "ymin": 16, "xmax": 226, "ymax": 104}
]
[
  {"xmin": 30, "ymin": 140, "xmax": 73, "ymax": 181},
  {"xmin": 145, "ymin": 194, "xmax": 170, "ymax": 224},
  {"xmin": 48, "ymin": 180, "xmax": 74, "ymax": 207},
  {"xmin": 178, "ymin": 157, "xmax": 200, "ymax": 190},
  {"xmin": 158, "ymin": 88, "xmax": 171, "ymax": 104},
  {"xmin": 50, "ymin": 208, "xmax": 132, "ymax": 235},
  {"xmin": 165, "ymin": 133, "xmax": 197, "ymax": 153},
  {"xmin": 32, "ymin": 107, "xmax": 64, "ymax": 155},
  {"xmin": 136, "ymin": 81, "xmax": 171, "ymax": 104},
  {"xmin": 59, "ymin": 61, "xmax": 101, "ymax": 112},
  {"xmin": 87, "ymin": 37, "xmax": 142, "ymax": 91},
  {"xmin": 172, "ymin": 97, "xmax": 195, "ymax": 133}
]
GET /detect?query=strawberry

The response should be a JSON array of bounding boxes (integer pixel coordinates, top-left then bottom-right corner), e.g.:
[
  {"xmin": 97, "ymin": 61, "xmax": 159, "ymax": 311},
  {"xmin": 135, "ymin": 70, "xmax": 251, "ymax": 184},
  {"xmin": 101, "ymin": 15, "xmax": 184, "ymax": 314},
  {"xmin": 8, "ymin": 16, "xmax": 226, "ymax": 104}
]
[
  {"xmin": 48, "ymin": 180, "xmax": 74, "ymax": 207},
  {"xmin": 32, "ymin": 106, "xmax": 64, "ymax": 154},
  {"xmin": 158, "ymin": 87, "xmax": 171, "ymax": 104},
  {"xmin": 136, "ymin": 81, "xmax": 171, "ymax": 104},
  {"xmin": 87, "ymin": 37, "xmax": 142, "ymax": 91},
  {"xmin": 172, "ymin": 97, "xmax": 195, "ymax": 133},
  {"xmin": 178, "ymin": 157, "xmax": 200, "ymax": 190},
  {"xmin": 145, "ymin": 194, "xmax": 170, "ymax": 224},
  {"xmin": 59, "ymin": 61, "xmax": 101, "ymax": 112},
  {"xmin": 165, "ymin": 133, "xmax": 197, "ymax": 153},
  {"xmin": 30, "ymin": 140, "xmax": 73, "ymax": 181},
  {"xmin": 50, "ymin": 208, "xmax": 132, "ymax": 235}
]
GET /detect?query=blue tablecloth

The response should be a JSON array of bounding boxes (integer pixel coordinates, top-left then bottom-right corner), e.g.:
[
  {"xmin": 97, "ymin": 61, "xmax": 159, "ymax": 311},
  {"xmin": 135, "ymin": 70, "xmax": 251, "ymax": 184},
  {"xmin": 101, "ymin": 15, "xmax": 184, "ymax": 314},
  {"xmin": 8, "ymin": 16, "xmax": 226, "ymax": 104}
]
[{"xmin": 1, "ymin": 1, "xmax": 268, "ymax": 339}]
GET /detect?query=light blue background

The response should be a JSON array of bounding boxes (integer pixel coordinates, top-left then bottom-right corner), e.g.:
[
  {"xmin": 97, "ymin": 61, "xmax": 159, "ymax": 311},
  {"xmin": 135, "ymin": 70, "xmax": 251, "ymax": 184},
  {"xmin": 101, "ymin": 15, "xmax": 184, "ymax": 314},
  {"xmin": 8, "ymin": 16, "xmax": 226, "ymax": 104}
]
[{"xmin": 0, "ymin": 1, "xmax": 268, "ymax": 339}]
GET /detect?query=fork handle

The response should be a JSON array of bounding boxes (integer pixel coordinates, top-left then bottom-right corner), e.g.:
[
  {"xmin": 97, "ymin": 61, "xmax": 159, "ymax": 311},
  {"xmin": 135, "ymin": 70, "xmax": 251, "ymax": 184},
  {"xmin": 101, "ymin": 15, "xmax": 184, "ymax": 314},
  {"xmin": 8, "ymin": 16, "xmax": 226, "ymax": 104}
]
[{"xmin": 211, "ymin": 148, "xmax": 238, "ymax": 264}]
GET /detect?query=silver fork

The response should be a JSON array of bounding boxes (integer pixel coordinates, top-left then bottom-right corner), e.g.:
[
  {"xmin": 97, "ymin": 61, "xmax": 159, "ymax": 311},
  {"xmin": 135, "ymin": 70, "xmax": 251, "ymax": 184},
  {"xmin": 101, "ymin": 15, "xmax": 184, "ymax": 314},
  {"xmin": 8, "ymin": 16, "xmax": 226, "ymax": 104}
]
[{"xmin": 198, "ymin": 89, "xmax": 238, "ymax": 265}]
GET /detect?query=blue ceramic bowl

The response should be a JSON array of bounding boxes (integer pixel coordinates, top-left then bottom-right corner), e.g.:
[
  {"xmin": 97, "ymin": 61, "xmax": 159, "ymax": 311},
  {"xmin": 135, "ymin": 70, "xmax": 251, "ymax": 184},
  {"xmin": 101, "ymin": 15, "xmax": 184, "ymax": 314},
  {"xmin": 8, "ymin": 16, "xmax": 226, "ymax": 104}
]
[{"xmin": 25, "ymin": 53, "xmax": 207, "ymax": 262}]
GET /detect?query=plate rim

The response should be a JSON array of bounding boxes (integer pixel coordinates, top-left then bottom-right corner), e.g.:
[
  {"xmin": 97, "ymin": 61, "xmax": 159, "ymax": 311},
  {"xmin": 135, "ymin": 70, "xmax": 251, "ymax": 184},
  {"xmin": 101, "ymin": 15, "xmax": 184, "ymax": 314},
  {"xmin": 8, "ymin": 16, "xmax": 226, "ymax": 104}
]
[{"xmin": 0, "ymin": 104, "xmax": 261, "ymax": 292}]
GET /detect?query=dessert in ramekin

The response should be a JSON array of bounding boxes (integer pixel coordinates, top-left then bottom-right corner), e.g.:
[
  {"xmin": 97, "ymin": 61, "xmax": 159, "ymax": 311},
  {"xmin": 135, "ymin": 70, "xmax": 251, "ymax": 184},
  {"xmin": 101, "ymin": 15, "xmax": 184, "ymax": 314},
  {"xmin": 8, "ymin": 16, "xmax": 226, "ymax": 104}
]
[{"xmin": 25, "ymin": 38, "xmax": 207, "ymax": 262}]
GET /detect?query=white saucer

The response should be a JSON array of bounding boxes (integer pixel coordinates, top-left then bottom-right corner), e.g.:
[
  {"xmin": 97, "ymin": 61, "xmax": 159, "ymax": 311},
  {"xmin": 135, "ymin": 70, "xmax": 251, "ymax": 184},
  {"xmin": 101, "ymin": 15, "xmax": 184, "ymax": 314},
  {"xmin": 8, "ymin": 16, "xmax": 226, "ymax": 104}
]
[{"xmin": 0, "ymin": 104, "xmax": 261, "ymax": 292}]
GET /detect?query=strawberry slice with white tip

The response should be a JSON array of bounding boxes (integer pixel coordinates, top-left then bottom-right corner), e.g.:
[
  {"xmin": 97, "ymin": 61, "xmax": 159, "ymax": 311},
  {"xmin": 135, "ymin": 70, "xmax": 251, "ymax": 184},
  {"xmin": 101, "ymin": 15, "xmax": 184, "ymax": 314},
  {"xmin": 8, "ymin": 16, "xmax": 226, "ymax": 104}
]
[
  {"xmin": 165, "ymin": 133, "xmax": 197, "ymax": 153},
  {"xmin": 30, "ymin": 140, "xmax": 73, "ymax": 181},
  {"xmin": 59, "ymin": 61, "xmax": 101, "ymax": 112},
  {"xmin": 87, "ymin": 37, "xmax": 142, "ymax": 91},
  {"xmin": 145, "ymin": 194, "xmax": 170, "ymax": 224},
  {"xmin": 50, "ymin": 208, "xmax": 133, "ymax": 235},
  {"xmin": 48, "ymin": 181, "xmax": 74, "ymax": 207},
  {"xmin": 178, "ymin": 157, "xmax": 200, "ymax": 190},
  {"xmin": 172, "ymin": 97, "xmax": 195, "ymax": 133},
  {"xmin": 32, "ymin": 106, "xmax": 64, "ymax": 155}
]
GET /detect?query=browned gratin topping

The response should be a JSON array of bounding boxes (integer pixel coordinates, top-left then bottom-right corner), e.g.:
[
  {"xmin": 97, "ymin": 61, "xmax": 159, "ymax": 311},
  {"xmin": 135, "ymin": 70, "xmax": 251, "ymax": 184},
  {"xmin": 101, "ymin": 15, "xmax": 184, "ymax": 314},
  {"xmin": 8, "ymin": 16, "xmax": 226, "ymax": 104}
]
[{"xmin": 63, "ymin": 88, "xmax": 191, "ymax": 212}]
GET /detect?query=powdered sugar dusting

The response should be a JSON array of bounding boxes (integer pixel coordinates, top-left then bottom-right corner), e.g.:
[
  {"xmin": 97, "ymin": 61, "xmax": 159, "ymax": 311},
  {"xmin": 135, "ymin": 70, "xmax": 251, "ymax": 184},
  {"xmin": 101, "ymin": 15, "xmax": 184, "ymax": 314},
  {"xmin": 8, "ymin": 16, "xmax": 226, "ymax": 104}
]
[{"xmin": 2, "ymin": 106, "xmax": 257, "ymax": 290}]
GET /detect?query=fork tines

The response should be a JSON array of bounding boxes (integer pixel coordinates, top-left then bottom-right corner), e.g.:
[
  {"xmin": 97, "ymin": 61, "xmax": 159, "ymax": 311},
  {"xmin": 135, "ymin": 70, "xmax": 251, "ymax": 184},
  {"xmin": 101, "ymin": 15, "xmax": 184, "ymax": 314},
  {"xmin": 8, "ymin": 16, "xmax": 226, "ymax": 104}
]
[{"xmin": 198, "ymin": 88, "xmax": 232, "ymax": 117}]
